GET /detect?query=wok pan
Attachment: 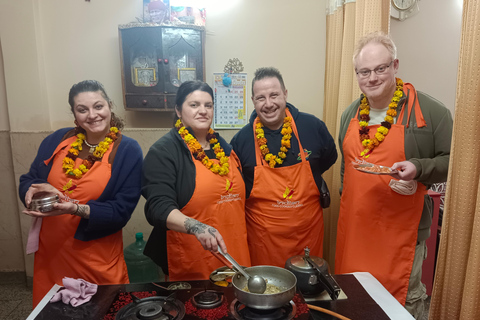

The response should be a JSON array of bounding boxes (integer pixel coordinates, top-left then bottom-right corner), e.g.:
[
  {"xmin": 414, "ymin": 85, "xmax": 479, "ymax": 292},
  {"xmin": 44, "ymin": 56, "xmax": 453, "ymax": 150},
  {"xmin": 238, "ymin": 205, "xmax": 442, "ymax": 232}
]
[
  {"xmin": 232, "ymin": 265, "xmax": 297, "ymax": 310},
  {"xmin": 212, "ymin": 252, "xmax": 297, "ymax": 310}
]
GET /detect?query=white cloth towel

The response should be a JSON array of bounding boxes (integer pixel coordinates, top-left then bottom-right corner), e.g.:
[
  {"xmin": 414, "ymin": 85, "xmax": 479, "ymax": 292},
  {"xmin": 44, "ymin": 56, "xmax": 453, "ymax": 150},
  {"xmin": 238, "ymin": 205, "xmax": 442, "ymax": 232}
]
[
  {"xmin": 389, "ymin": 179, "xmax": 418, "ymax": 195},
  {"xmin": 50, "ymin": 277, "xmax": 98, "ymax": 307}
]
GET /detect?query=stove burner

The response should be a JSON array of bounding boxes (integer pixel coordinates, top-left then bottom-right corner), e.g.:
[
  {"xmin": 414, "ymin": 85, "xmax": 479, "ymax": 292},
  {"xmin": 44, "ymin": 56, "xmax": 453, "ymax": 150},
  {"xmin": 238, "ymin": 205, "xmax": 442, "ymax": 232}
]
[
  {"xmin": 115, "ymin": 296, "xmax": 186, "ymax": 320},
  {"xmin": 191, "ymin": 290, "xmax": 224, "ymax": 309},
  {"xmin": 230, "ymin": 299, "xmax": 296, "ymax": 320},
  {"xmin": 137, "ymin": 303, "xmax": 163, "ymax": 318}
]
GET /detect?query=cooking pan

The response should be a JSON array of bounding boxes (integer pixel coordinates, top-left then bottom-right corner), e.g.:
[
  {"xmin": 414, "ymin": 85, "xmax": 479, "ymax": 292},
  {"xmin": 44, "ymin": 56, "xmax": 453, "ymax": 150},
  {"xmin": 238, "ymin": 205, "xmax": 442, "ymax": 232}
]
[
  {"xmin": 232, "ymin": 265, "xmax": 297, "ymax": 310},
  {"xmin": 212, "ymin": 252, "xmax": 297, "ymax": 310}
]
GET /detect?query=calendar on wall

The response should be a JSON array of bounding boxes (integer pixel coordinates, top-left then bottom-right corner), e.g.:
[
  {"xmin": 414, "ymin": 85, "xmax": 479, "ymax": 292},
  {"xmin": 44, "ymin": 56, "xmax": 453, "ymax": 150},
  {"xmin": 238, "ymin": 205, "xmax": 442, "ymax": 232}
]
[{"xmin": 213, "ymin": 73, "xmax": 248, "ymax": 129}]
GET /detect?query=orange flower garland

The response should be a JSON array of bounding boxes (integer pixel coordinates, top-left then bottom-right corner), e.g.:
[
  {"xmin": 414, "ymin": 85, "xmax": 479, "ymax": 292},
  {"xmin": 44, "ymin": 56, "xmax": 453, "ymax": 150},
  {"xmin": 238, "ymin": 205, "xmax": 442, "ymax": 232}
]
[
  {"xmin": 255, "ymin": 116, "xmax": 292, "ymax": 168},
  {"xmin": 359, "ymin": 78, "xmax": 403, "ymax": 158},
  {"xmin": 175, "ymin": 119, "xmax": 230, "ymax": 176},
  {"xmin": 62, "ymin": 127, "xmax": 119, "ymax": 179}
]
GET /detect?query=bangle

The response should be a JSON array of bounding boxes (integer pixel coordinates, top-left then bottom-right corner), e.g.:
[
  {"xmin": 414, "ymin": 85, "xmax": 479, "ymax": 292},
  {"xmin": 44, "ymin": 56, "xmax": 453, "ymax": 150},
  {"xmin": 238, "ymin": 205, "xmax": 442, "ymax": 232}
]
[{"xmin": 72, "ymin": 204, "xmax": 79, "ymax": 216}]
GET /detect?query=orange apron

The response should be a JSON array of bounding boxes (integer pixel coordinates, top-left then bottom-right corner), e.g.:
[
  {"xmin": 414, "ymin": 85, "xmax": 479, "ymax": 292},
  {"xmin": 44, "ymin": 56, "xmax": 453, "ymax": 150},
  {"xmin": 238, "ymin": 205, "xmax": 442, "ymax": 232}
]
[
  {"xmin": 32, "ymin": 136, "xmax": 128, "ymax": 308},
  {"xmin": 335, "ymin": 84, "xmax": 427, "ymax": 305},
  {"xmin": 167, "ymin": 150, "xmax": 251, "ymax": 281},
  {"xmin": 245, "ymin": 109, "xmax": 324, "ymax": 267}
]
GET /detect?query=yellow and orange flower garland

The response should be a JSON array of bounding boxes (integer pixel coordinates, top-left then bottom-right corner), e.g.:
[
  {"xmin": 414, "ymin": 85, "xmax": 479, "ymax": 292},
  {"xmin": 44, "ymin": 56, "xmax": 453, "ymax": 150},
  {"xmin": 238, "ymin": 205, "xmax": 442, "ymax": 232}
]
[
  {"xmin": 255, "ymin": 116, "xmax": 292, "ymax": 168},
  {"xmin": 175, "ymin": 119, "xmax": 230, "ymax": 176},
  {"xmin": 359, "ymin": 78, "xmax": 403, "ymax": 158},
  {"xmin": 62, "ymin": 127, "xmax": 119, "ymax": 178}
]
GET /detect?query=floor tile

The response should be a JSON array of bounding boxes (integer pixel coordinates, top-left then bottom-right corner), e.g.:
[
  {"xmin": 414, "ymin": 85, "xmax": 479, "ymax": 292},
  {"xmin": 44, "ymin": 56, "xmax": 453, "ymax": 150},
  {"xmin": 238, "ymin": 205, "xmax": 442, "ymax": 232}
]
[
  {"xmin": 0, "ymin": 300, "xmax": 21, "ymax": 319},
  {"xmin": 6, "ymin": 301, "xmax": 34, "ymax": 320},
  {"xmin": 0, "ymin": 283, "xmax": 32, "ymax": 301},
  {"xmin": 0, "ymin": 272, "xmax": 33, "ymax": 320},
  {"xmin": 0, "ymin": 272, "xmax": 26, "ymax": 285}
]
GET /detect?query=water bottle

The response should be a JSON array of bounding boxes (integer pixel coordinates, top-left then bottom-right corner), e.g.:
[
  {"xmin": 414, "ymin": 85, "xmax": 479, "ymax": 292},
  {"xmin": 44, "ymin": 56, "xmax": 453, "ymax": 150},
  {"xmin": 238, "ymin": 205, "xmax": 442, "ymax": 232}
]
[{"xmin": 124, "ymin": 232, "xmax": 162, "ymax": 283}]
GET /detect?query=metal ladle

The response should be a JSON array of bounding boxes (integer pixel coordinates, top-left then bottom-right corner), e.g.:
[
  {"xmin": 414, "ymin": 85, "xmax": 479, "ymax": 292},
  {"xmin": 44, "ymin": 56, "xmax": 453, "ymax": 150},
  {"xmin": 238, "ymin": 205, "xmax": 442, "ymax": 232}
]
[{"xmin": 217, "ymin": 247, "xmax": 267, "ymax": 294}]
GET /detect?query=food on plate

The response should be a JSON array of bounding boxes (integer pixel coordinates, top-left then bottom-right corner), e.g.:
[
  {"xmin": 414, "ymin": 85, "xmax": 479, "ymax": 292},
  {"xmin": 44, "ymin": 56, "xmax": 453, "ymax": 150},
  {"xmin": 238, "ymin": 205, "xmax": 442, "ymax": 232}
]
[
  {"xmin": 357, "ymin": 165, "xmax": 393, "ymax": 174},
  {"xmin": 210, "ymin": 267, "xmax": 235, "ymax": 287},
  {"xmin": 214, "ymin": 280, "xmax": 229, "ymax": 287},
  {"xmin": 352, "ymin": 158, "xmax": 396, "ymax": 175},
  {"xmin": 211, "ymin": 274, "xmax": 228, "ymax": 282}
]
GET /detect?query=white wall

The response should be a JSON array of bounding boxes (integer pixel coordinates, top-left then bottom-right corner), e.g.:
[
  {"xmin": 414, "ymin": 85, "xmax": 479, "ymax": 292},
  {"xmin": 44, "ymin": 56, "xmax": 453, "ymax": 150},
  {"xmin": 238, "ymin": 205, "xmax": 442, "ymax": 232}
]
[
  {"xmin": 0, "ymin": 0, "xmax": 327, "ymax": 132},
  {"xmin": 205, "ymin": 1, "xmax": 326, "ymax": 118},
  {"xmin": 391, "ymin": 0, "xmax": 462, "ymax": 114}
]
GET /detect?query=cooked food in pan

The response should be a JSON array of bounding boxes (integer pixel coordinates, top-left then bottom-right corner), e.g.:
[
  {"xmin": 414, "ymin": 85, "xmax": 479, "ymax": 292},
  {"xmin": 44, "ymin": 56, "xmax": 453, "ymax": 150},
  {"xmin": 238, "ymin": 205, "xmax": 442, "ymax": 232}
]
[{"xmin": 242, "ymin": 283, "xmax": 283, "ymax": 294}]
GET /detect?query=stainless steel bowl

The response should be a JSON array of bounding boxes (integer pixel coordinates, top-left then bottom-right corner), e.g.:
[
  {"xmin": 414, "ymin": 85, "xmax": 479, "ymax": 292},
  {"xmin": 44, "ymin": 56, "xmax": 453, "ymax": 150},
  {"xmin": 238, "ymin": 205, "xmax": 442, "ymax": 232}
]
[{"xmin": 29, "ymin": 192, "xmax": 60, "ymax": 212}]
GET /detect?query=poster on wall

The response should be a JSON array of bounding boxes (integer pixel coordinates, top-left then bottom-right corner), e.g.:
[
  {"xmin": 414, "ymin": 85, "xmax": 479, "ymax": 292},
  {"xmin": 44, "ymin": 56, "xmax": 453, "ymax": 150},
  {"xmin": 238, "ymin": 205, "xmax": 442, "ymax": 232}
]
[
  {"xmin": 213, "ymin": 73, "xmax": 248, "ymax": 129},
  {"xmin": 170, "ymin": 0, "xmax": 206, "ymax": 26}
]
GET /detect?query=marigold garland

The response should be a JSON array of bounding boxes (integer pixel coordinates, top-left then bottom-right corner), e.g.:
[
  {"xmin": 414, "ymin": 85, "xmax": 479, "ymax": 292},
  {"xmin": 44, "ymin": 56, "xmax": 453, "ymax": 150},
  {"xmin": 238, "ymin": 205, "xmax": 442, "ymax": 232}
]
[
  {"xmin": 255, "ymin": 116, "xmax": 292, "ymax": 168},
  {"xmin": 359, "ymin": 78, "xmax": 403, "ymax": 158},
  {"xmin": 62, "ymin": 127, "xmax": 119, "ymax": 179},
  {"xmin": 175, "ymin": 119, "xmax": 230, "ymax": 176}
]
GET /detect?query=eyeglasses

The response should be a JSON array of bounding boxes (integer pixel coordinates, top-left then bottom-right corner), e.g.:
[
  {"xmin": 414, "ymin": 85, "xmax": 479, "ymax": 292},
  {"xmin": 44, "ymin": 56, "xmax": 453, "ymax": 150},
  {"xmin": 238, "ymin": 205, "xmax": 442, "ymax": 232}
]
[{"xmin": 356, "ymin": 60, "xmax": 394, "ymax": 79}]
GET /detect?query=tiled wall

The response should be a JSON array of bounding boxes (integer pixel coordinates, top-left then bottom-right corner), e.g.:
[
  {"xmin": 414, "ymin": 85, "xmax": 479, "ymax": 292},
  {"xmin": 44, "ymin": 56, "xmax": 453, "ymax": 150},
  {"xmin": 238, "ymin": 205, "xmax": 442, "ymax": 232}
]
[{"xmin": 5, "ymin": 128, "xmax": 237, "ymax": 276}]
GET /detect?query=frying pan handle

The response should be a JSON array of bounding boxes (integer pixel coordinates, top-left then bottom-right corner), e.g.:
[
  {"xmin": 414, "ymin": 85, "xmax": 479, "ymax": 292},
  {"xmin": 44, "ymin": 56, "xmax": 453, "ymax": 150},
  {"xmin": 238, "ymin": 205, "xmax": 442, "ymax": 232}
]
[{"xmin": 211, "ymin": 250, "xmax": 234, "ymax": 269}]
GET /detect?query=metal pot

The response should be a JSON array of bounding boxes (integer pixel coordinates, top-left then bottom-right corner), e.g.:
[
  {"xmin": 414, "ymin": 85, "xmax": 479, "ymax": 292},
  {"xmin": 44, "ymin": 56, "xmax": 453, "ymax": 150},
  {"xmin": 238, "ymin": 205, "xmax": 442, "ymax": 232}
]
[
  {"xmin": 285, "ymin": 247, "xmax": 341, "ymax": 299},
  {"xmin": 29, "ymin": 192, "xmax": 60, "ymax": 212},
  {"xmin": 231, "ymin": 266, "xmax": 296, "ymax": 310}
]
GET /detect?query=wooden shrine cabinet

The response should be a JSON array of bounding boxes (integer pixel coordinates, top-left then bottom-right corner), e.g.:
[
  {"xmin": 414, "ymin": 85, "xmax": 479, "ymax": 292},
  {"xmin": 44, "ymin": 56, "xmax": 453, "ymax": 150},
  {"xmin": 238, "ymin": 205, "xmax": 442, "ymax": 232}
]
[{"xmin": 118, "ymin": 24, "xmax": 205, "ymax": 111}]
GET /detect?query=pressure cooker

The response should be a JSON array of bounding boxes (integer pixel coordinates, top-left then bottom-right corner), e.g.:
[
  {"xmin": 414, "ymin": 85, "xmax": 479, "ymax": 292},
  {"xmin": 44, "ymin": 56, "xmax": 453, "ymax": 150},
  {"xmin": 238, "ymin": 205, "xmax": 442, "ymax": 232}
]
[{"xmin": 285, "ymin": 247, "xmax": 341, "ymax": 299}]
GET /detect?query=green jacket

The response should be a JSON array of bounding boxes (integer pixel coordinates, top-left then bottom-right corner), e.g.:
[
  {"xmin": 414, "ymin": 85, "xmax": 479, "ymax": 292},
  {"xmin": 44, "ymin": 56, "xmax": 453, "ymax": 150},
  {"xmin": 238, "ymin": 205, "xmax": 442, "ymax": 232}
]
[{"xmin": 338, "ymin": 89, "xmax": 453, "ymax": 241}]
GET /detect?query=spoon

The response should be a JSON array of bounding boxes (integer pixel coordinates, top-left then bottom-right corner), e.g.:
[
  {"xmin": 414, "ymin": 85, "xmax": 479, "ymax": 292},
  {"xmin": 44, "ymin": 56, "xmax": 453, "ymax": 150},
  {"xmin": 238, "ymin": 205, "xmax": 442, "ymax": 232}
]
[
  {"xmin": 247, "ymin": 274, "xmax": 268, "ymax": 294},
  {"xmin": 217, "ymin": 247, "xmax": 267, "ymax": 294}
]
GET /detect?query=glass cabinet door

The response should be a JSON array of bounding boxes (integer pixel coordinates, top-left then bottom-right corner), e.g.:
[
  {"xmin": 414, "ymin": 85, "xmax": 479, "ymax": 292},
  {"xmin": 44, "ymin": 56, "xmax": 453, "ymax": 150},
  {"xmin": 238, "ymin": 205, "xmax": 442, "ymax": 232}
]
[
  {"xmin": 119, "ymin": 25, "xmax": 204, "ymax": 110},
  {"xmin": 130, "ymin": 46, "xmax": 158, "ymax": 88},
  {"xmin": 161, "ymin": 27, "xmax": 202, "ymax": 93},
  {"xmin": 121, "ymin": 27, "xmax": 163, "ymax": 93}
]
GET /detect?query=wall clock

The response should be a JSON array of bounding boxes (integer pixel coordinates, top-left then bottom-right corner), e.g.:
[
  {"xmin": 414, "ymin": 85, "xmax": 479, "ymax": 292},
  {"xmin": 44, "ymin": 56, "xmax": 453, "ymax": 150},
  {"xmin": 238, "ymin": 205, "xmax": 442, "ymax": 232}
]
[
  {"xmin": 392, "ymin": 0, "xmax": 417, "ymax": 11},
  {"xmin": 391, "ymin": 0, "xmax": 420, "ymax": 21}
]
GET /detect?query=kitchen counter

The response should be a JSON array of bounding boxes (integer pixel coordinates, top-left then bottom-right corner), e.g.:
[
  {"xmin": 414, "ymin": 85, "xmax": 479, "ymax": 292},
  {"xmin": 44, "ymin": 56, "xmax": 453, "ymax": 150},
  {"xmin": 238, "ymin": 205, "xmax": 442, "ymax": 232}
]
[
  {"xmin": 27, "ymin": 272, "xmax": 413, "ymax": 320},
  {"xmin": 308, "ymin": 272, "xmax": 414, "ymax": 320}
]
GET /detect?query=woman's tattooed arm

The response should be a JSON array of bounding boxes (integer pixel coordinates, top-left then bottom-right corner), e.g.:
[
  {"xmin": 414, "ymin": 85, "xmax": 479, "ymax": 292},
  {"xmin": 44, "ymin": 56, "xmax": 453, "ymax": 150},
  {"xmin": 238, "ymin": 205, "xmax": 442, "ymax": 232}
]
[
  {"xmin": 184, "ymin": 217, "xmax": 217, "ymax": 237},
  {"xmin": 183, "ymin": 216, "xmax": 225, "ymax": 251}
]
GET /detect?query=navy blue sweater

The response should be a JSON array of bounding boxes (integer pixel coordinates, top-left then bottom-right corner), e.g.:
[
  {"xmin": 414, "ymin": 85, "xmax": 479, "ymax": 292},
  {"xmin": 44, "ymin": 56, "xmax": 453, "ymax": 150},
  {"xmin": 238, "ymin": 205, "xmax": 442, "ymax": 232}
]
[
  {"xmin": 19, "ymin": 128, "xmax": 143, "ymax": 241},
  {"xmin": 231, "ymin": 103, "xmax": 338, "ymax": 197}
]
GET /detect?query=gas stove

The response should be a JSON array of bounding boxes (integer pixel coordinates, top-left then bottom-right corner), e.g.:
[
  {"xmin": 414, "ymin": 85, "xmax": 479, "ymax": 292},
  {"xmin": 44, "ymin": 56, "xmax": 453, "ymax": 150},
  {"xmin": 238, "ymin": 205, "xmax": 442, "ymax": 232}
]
[
  {"xmin": 34, "ymin": 280, "xmax": 313, "ymax": 320},
  {"xmin": 106, "ymin": 281, "xmax": 312, "ymax": 320}
]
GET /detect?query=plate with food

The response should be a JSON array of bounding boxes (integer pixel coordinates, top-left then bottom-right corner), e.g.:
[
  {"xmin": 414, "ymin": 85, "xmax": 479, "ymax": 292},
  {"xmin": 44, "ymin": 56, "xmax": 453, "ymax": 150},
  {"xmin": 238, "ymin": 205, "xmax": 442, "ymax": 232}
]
[
  {"xmin": 352, "ymin": 159, "xmax": 398, "ymax": 175},
  {"xmin": 354, "ymin": 164, "xmax": 397, "ymax": 175},
  {"xmin": 209, "ymin": 266, "xmax": 236, "ymax": 287}
]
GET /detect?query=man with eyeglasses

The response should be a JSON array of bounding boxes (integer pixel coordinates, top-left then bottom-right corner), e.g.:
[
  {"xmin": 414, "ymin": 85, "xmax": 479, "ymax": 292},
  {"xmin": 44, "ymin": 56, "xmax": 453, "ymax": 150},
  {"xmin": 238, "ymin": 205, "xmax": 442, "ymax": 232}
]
[{"xmin": 335, "ymin": 31, "xmax": 453, "ymax": 319}]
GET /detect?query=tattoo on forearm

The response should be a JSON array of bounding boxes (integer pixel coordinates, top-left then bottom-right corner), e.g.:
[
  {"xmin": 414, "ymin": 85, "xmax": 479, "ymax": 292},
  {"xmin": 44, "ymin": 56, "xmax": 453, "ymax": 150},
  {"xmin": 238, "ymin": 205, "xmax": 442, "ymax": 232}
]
[
  {"xmin": 76, "ymin": 205, "xmax": 88, "ymax": 219},
  {"xmin": 184, "ymin": 218, "xmax": 212, "ymax": 235}
]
